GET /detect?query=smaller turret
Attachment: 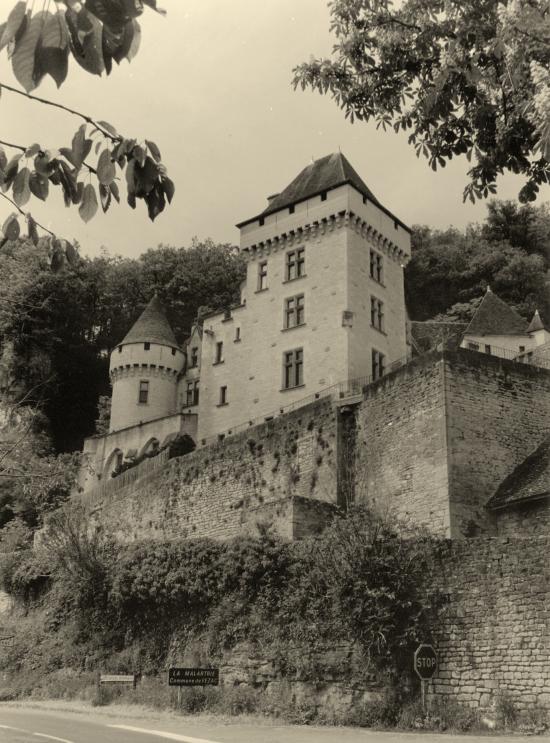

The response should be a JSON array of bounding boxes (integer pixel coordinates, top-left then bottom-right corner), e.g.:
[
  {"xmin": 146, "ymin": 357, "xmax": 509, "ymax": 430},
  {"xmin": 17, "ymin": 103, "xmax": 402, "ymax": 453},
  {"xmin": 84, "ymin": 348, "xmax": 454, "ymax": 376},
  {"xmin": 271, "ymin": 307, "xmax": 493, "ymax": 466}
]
[
  {"xmin": 108, "ymin": 295, "xmax": 185, "ymax": 432},
  {"xmin": 527, "ymin": 309, "xmax": 550, "ymax": 347}
]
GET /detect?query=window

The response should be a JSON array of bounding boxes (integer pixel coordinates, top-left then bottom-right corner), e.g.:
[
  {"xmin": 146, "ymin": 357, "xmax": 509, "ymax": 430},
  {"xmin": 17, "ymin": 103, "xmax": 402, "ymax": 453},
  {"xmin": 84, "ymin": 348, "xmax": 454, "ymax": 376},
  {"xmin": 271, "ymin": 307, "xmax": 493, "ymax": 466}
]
[
  {"xmin": 259, "ymin": 216, "xmax": 265, "ymax": 226},
  {"xmin": 484, "ymin": 344, "xmax": 491, "ymax": 354},
  {"xmin": 171, "ymin": 347, "xmax": 176, "ymax": 356},
  {"xmin": 214, "ymin": 341, "xmax": 224, "ymax": 364},
  {"xmin": 186, "ymin": 380, "xmax": 199, "ymax": 406},
  {"xmin": 370, "ymin": 297, "xmax": 384, "ymax": 332},
  {"xmin": 219, "ymin": 385, "xmax": 228, "ymax": 405},
  {"xmin": 138, "ymin": 380, "xmax": 149, "ymax": 403},
  {"xmin": 467, "ymin": 342, "xmax": 479, "ymax": 351},
  {"xmin": 286, "ymin": 247, "xmax": 305, "ymax": 281},
  {"xmin": 283, "ymin": 348, "xmax": 304, "ymax": 389},
  {"xmin": 370, "ymin": 250, "xmax": 383, "ymax": 283},
  {"xmin": 289, "ymin": 204, "xmax": 295, "ymax": 214},
  {"xmin": 190, "ymin": 347, "xmax": 198, "ymax": 367},
  {"xmin": 235, "ymin": 327, "xmax": 241, "ymax": 341},
  {"xmin": 519, "ymin": 345, "xmax": 525, "ymax": 353},
  {"xmin": 284, "ymin": 294, "xmax": 305, "ymax": 329},
  {"xmin": 321, "ymin": 191, "xmax": 327, "ymax": 201},
  {"xmin": 118, "ymin": 345, "xmax": 122, "ymax": 353},
  {"xmin": 371, "ymin": 350, "xmax": 385, "ymax": 381},
  {"xmin": 144, "ymin": 342, "xmax": 150, "ymax": 351},
  {"xmin": 258, "ymin": 261, "xmax": 268, "ymax": 291}
]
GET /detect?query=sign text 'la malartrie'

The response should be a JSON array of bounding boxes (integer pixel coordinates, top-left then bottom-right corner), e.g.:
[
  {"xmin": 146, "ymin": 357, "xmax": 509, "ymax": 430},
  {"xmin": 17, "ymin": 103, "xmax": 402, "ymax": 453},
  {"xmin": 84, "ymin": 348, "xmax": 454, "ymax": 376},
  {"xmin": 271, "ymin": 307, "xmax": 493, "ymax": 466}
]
[{"xmin": 168, "ymin": 667, "xmax": 219, "ymax": 687}]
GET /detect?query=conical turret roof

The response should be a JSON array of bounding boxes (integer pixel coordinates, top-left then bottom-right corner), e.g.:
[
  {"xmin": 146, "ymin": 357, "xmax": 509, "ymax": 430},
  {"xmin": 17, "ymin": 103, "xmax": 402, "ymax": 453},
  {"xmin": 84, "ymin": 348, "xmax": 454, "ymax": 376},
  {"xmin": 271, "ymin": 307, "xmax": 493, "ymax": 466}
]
[
  {"xmin": 527, "ymin": 309, "xmax": 546, "ymax": 333},
  {"xmin": 120, "ymin": 295, "xmax": 180, "ymax": 348},
  {"xmin": 465, "ymin": 288, "xmax": 528, "ymax": 336}
]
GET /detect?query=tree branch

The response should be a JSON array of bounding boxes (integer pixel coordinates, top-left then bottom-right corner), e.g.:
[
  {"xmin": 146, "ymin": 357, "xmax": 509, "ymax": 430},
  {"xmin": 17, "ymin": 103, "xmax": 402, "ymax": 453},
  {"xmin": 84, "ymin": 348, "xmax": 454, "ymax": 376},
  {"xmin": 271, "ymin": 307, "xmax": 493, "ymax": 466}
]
[
  {"xmin": 0, "ymin": 192, "xmax": 56, "ymax": 238},
  {"xmin": 0, "ymin": 139, "xmax": 26, "ymax": 153},
  {"xmin": 0, "ymin": 82, "xmax": 119, "ymax": 142}
]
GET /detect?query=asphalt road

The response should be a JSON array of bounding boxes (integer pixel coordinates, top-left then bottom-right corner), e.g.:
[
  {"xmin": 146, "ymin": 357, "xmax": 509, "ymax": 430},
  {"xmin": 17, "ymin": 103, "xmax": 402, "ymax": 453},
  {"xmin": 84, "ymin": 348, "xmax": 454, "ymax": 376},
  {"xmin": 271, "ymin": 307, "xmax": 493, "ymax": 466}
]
[{"xmin": 0, "ymin": 705, "xmax": 545, "ymax": 743}]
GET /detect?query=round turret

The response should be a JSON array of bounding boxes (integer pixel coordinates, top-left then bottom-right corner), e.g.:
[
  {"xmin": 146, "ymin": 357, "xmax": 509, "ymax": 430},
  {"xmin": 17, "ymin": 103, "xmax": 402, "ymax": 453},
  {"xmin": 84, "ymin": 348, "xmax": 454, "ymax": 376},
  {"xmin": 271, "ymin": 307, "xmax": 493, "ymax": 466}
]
[{"xmin": 108, "ymin": 295, "xmax": 185, "ymax": 432}]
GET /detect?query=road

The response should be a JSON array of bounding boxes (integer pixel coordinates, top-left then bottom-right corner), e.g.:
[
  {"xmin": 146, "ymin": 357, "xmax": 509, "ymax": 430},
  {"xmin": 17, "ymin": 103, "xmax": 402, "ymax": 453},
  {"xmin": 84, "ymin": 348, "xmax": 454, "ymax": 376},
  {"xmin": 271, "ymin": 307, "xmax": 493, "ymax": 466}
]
[{"xmin": 0, "ymin": 705, "xmax": 545, "ymax": 743}]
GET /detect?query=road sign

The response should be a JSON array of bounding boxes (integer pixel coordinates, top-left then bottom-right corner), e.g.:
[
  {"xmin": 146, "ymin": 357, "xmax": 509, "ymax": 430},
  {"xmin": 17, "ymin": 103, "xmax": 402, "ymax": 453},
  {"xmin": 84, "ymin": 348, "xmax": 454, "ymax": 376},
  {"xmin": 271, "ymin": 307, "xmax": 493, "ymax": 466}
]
[
  {"xmin": 168, "ymin": 667, "xmax": 219, "ymax": 687},
  {"xmin": 414, "ymin": 644, "xmax": 437, "ymax": 680}
]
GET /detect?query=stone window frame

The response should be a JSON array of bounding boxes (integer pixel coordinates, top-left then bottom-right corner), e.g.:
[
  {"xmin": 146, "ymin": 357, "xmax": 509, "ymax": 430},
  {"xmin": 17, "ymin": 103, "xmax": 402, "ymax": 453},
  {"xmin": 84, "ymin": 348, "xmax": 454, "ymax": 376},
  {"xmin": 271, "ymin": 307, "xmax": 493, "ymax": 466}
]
[
  {"xmin": 138, "ymin": 379, "xmax": 149, "ymax": 404},
  {"xmin": 283, "ymin": 293, "xmax": 305, "ymax": 330},
  {"xmin": 282, "ymin": 347, "xmax": 304, "ymax": 390}
]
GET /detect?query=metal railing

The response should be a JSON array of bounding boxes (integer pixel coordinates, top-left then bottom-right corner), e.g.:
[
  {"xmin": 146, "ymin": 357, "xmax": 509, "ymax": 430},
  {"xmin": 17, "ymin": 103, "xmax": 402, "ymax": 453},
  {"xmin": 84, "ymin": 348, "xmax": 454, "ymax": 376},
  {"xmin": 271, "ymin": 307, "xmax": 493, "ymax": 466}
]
[{"xmin": 465, "ymin": 343, "xmax": 550, "ymax": 371}]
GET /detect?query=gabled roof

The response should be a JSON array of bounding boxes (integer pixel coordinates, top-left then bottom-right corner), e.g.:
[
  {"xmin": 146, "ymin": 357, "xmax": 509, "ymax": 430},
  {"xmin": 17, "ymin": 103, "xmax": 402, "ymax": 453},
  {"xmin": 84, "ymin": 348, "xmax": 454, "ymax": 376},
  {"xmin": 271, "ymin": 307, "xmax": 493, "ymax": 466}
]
[
  {"xmin": 236, "ymin": 152, "xmax": 410, "ymax": 232},
  {"xmin": 488, "ymin": 436, "xmax": 550, "ymax": 510},
  {"xmin": 410, "ymin": 321, "xmax": 468, "ymax": 354},
  {"xmin": 120, "ymin": 295, "xmax": 180, "ymax": 348},
  {"xmin": 464, "ymin": 289, "xmax": 528, "ymax": 337},
  {"xmin": 527, "ymin": 309, "xmax": 546, "ymax": 333}
]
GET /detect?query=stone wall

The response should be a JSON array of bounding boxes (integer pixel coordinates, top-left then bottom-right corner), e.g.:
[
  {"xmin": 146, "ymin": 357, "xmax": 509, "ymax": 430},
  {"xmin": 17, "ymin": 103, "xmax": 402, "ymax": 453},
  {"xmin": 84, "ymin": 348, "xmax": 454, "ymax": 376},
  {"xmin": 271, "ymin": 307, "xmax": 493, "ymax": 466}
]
[
  {"xmin": 85, "ymin": 398, "xmax": 338, "ymax": 542},
  {"xmin": 353, "ymin": 352, "xmax": 451, "ymax": 536},
  {"xmin": 351, "ymin": 349, "xmax": 550, "ymax": 539},
  {"xmin": 431, "ymin": 536, "xmax": 550, "ymax": 712},
  {"xmin": 443, "ymin": 351, "xmax": 550, "ymax": 537}
]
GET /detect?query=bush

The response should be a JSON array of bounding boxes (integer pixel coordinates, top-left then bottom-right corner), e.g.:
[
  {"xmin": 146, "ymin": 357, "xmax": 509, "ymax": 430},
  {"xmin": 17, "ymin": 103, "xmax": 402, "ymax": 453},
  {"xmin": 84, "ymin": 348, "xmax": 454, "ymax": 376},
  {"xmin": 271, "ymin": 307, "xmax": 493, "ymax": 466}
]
[{"xmin": 495, "ymin": 691, "xmax": 518, "ymax": 728}]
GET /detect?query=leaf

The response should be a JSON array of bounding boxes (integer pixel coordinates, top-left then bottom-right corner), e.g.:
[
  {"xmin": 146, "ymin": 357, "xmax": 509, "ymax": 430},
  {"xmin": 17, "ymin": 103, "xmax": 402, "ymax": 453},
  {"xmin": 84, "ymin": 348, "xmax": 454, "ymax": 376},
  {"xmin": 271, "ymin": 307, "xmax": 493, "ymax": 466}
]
[
  {"xmin": 99, "ymin": 182, "xmax": 111, "ymax": 212},
  {"xmin": 2, "ymin": 153, "xmax": 22, "ymax": 192},
  {"xmin": 0, "ymin": 147, "xmax": 7, "ymax": 172},
  {"xmin": 2, "ymin": 214, "xmax": 20, "ymax": 241},
  {"xmin": 36, "ymin": 42, "xmax": 69, "ymax": 87},
  {"xmin": 51, "ymin": 247, "xmax": 65, "ymax": 272},
  {"xmin": 34, "ymin": 151, "xmax": 52, "ymax": 176},
  {"xmin": 71, "ymin": 124, "xmax": 92, "ymax": 168},
  {"xmin": 25, "ymin": 143, "xmax": 41, "ymax": 158},
  {"xmin": 109, "ymin": 180, "xmax": 120, "ymax": 202},
  {"xmin": 29, "ymin": 171, "xmax": 49, "ymax": 200},
  {"xmin": 97, "ymin": 149, "xmax": 116, "ymax": 185},
  {"xmin": 134, "ymin": 156, "xmax": 159, "ymax": 196},
  {"xmin": 12, "ymin": 166, "xmax": 31, "ymax": 206},
  {"xmin": 162, "ymin": 176, "xmax": 175, "ymax": 204},
  {"xmin": 145, "ymin": 140, "xmax": 161, "ymax": 163},
  {"xmin": 65, "ymin": 8, "xmax": 104, "ymax": 76},
  {"xmin": 112, "ymin": 19, "xmax": 139, "ymax": 64},
  {"xmin": 0, "ymin": 2, "xmax": 27, "ymax": 51},
  {"xmin": 97, "ymin": 120, "xmax": 119, "ymax": 138},
  {"xmin": 27, "ymin": 214, "xmax": 39, "ymax": 245},
  {"xmin": 143, "ymin": 0, "xmax": 167, "ymax": 14},
  {"xmin": 132, "ymin": 145, "xmax": 146, "ymax": 167},
  {"xmin": 79, "ymin": 183, "xmax": 98, "ymax": 222},
  {"xmin": 12, "ymin": 11, "xmax": 46, "ymax": 92},
  {"xmin": 65, "ymin": 241, "xmax": 78, "ymax": 266}
]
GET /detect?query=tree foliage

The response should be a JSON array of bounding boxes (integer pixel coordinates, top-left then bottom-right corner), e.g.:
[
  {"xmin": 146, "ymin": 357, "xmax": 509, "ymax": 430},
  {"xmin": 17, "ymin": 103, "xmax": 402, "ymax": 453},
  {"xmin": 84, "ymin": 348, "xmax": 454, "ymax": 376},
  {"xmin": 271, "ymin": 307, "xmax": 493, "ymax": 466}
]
[
  {"xmin": 406, "ymin": 200, "xmax": 550, "ymax": 321},
  {"xmin": 0, "ymin": 236, "xmax": 245, "ymax": 452},
  {"xmin": 0, "ymin": 0, "xmax": 173, "ymax": 260},
  {"xmin": 293, "ymin": 0, "xmax": 550, "ymax": 203}
]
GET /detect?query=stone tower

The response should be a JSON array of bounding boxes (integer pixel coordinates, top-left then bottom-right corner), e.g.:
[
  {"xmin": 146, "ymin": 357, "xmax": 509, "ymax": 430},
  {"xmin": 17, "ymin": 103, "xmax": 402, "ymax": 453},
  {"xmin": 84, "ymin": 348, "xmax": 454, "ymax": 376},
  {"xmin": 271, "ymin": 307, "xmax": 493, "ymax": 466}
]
[{"xmin": 109, "ymin": 295, "xmax": 185, "ymax": 432}]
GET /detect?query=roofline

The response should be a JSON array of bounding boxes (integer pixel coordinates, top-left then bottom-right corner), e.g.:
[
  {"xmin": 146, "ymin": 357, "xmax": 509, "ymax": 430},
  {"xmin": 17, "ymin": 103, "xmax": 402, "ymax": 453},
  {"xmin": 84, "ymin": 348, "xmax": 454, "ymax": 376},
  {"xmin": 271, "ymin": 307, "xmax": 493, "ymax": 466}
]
[
  {"xmin": 110, "ymin": 339, "xmax": 184, "ymax": 355},
  {"xmin": 488, "ymin": 489, "xmax": 550, "ymax": 511},
  {"xmin": 235, "ymin": 181, "xmax": 411, "ymax": 234}
]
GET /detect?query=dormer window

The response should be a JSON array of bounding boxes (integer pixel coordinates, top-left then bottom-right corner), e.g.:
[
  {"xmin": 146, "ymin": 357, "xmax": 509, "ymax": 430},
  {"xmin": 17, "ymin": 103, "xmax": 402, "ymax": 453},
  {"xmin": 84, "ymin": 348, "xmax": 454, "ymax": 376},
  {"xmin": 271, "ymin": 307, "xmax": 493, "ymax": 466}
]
[
  {"xmin": 144, "ymin": 342, "xmax": 150, "ymax": 351},
  {"xmin": 190, "ymin": 347, "xmax": 198, "ymax": 368}
]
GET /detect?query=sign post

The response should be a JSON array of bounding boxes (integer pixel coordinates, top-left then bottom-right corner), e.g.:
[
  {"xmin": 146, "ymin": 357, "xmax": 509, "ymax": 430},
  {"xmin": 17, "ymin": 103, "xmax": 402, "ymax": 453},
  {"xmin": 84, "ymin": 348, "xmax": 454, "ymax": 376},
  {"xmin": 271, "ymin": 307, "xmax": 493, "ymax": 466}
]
[
  {"xmin": 414, "ymin": 644, "xmax": 437, "ymax": 711},
  {"xmin": 168, "ymin": 667, "xmax": 219, "ymax": 688}
]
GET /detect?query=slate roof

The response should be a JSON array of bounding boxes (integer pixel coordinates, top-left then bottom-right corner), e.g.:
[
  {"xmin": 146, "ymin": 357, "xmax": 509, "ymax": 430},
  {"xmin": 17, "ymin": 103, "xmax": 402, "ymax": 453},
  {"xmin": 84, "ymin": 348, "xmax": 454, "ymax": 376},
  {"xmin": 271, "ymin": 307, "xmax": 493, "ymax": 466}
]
[
  {"xmin": 236, "ymin": 152, "xmax": 410, "ymax": 232},
  {"xmin": 464, "ymin": 289, "xmax": 528, "ymax": 336},
  {"xmin": 527, "ymin": 309, "xmax": 546, "ymax": 333},
  {"xmin": 488, "ymin": 436, "xmax": 550, "ymax": 510},
  {"xmin": 410, "ymin": 321, "xmax": 467, "ymax": 354},
  {"xmin": 120, "ymin": 295, "xmax": 180, "ymax": 348}
]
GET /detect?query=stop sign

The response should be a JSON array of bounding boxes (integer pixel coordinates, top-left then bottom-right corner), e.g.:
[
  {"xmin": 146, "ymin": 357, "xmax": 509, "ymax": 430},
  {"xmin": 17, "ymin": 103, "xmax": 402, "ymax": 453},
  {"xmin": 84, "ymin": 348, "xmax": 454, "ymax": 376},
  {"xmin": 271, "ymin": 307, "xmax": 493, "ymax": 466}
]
[{"xmin": 414, "ymin": 644, "xmax": 437, "ymax": 679}]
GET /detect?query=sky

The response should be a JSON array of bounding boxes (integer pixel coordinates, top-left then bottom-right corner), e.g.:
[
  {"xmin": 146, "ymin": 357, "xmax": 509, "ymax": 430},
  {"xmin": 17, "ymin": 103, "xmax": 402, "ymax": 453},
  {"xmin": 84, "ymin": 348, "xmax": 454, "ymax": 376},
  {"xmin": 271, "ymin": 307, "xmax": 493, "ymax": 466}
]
[{"xmin": 1, "ymin": 0, "xmax": 548, "ymax": 260}]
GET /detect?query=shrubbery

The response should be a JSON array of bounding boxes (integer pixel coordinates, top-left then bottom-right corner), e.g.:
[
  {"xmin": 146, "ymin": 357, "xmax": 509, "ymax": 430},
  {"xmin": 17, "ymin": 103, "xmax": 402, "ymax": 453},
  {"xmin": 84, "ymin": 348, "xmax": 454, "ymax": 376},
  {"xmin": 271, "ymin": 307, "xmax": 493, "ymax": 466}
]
[{"xmin": 0, "ymin": 505, "xmax": 443, "ymax": 722}]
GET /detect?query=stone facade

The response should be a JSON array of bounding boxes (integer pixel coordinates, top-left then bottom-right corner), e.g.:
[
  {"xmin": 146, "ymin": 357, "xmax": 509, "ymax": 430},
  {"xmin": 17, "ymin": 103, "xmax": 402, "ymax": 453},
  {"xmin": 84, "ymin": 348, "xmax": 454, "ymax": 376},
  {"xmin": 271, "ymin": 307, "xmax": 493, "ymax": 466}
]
[
  {"xmin": 85, "ymin": 398, "xmax": 339, "ymax": 542},
  {"xmin": 431, "ymin": 537, "xmax": 550, "ymax": 711}
]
